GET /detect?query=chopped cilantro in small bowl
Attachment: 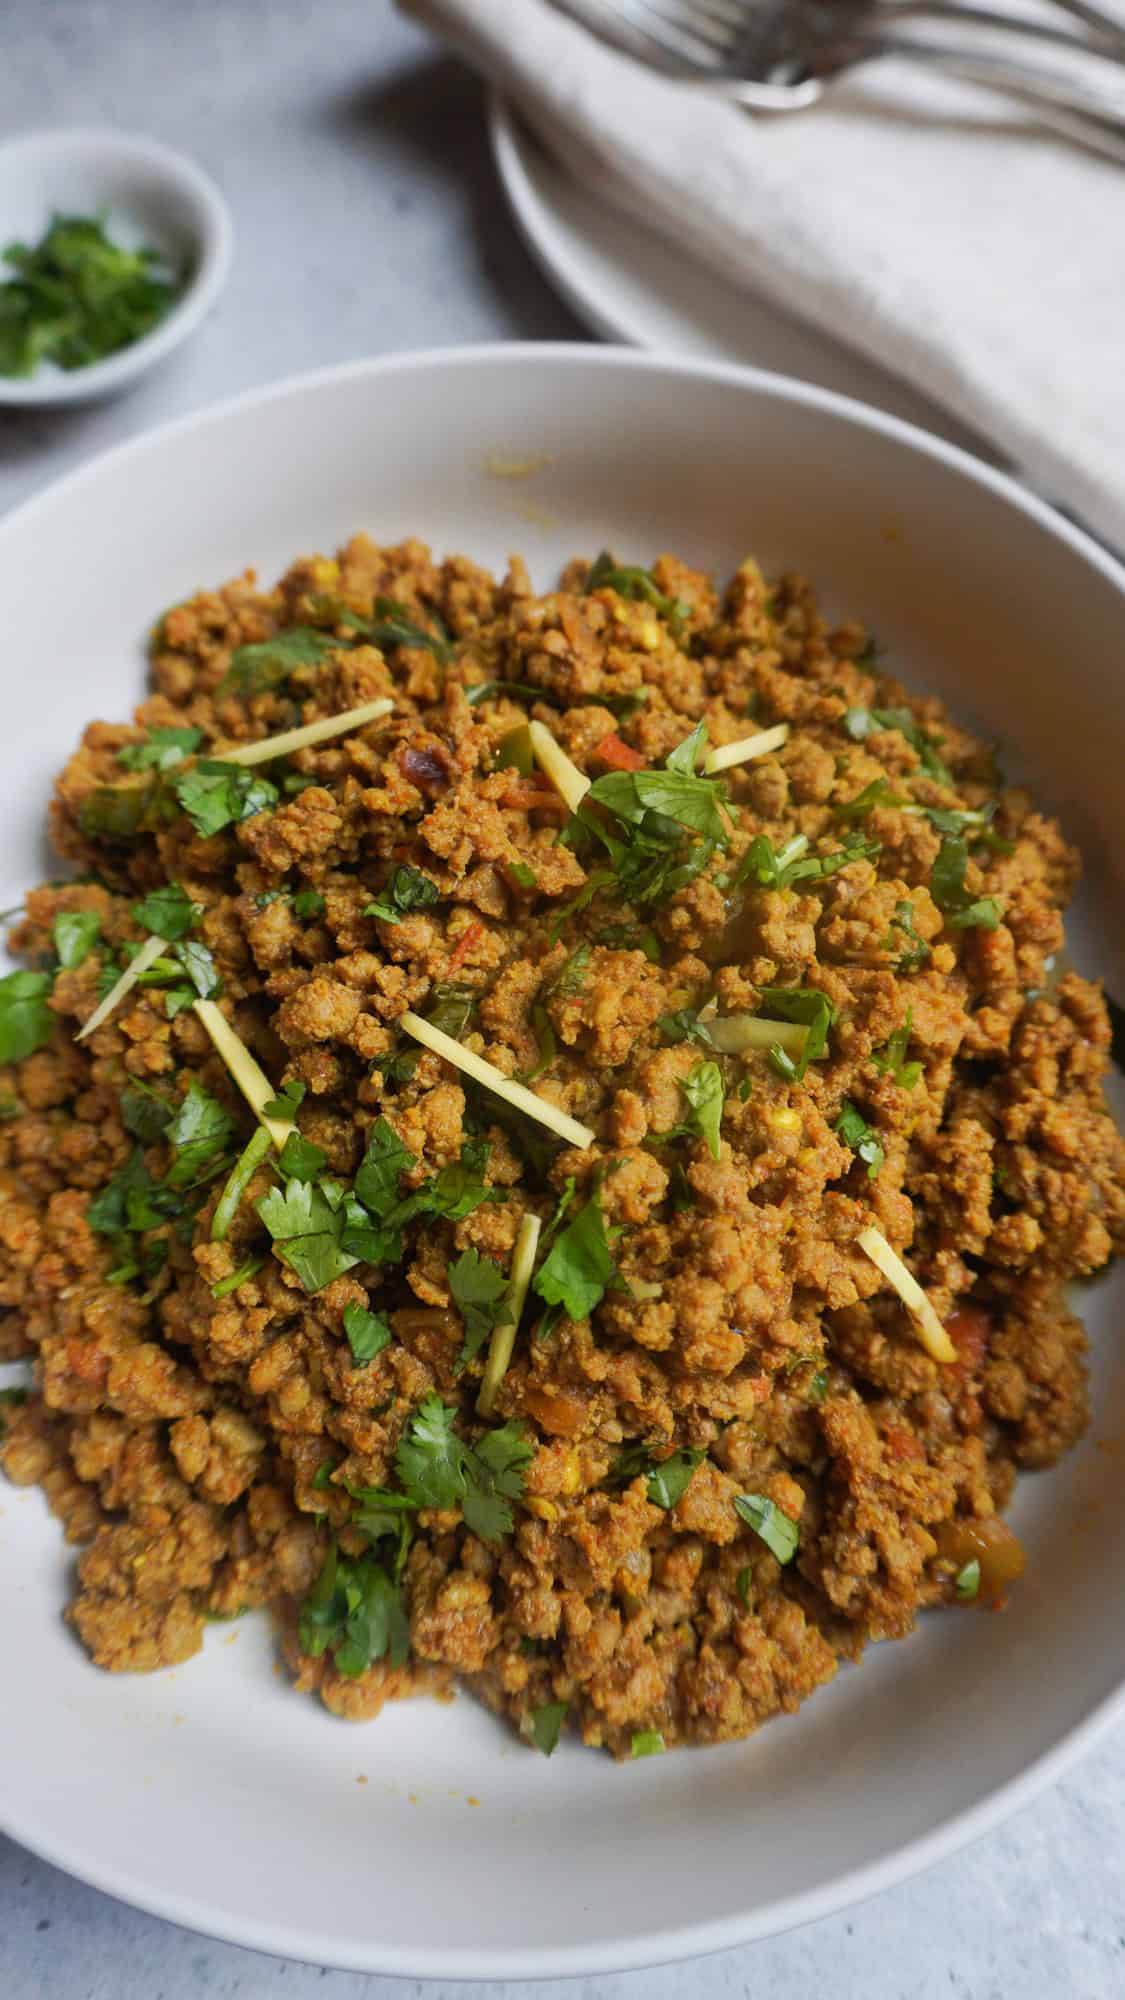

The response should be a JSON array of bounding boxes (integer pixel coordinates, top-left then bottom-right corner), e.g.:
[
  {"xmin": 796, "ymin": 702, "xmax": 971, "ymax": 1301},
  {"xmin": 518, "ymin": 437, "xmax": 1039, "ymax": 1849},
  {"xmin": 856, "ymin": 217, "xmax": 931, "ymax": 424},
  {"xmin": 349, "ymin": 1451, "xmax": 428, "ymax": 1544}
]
[{"xmin": 0, "ymin": 128, "xmax": 232, "ymax": 405}]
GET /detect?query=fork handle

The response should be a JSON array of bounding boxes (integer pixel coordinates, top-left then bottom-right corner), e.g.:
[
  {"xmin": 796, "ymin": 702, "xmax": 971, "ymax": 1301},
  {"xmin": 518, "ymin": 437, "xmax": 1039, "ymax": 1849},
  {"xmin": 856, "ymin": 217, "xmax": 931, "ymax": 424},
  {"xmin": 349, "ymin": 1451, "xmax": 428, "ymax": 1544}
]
[{"xmin": 863, "ymin": 31, "xmax": 1125, "ymax": 161}]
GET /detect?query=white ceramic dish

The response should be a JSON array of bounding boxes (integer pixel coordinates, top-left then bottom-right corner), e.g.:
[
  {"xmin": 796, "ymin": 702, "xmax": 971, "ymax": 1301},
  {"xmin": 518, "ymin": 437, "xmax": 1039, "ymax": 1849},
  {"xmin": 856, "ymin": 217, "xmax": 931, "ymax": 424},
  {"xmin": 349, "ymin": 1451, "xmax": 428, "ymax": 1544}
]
[
  {"xmin": 1, "ymin": 344, "xmax": 1123, "ymax": 1980},
  {"xmin": 488, "ymin": 94, "xmax": 992, "ymax": 457},
  {"xmin": 0, "ymin": 128, "xmax": 232, "ymax": 407}
]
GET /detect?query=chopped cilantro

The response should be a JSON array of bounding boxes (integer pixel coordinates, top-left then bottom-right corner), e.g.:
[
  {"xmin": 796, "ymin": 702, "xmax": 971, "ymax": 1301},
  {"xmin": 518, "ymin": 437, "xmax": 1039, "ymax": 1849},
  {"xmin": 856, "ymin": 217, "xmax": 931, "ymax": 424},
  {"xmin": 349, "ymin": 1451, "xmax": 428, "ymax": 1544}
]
[
  {"xmin": 291, "ymin": 889, "xmax": 326, "ymax": 920},
  {"xmin": 658, "ymin": 1008, "xmax": 716, "ymax": 1050},
  {"xmin": 342, "ymin": 1301, "xmax": 393, "ymax": 1367},
  {"xmin": 508, "ymin": 861, "xmax": 537, "ymax": 890},
  {"xmin": 465, "ymin": 678, "xmax": 544, "ymax": 707},
  {"xmin": 277, "ymin": 1131, "xmax": 327, "ymax": 1183},
  {"xmin": 680, "ymin": 1060, "xmax": 724, "ymax": 1161},
  {"xmin": 394, "ymin": 1393, "xmax": 533, "ymax": 1542},
  {"xmin": 630, "ymin": 1730, "xmax": 665, "ymax": 1758},
  {"xmin": 883, "ymin": 898, "xmax": 931, "ymax": 974},
  {"xmin": 930, "ymin": 835, "xmax": 1002, "ymax": 931},
  {"xmin": 0, "ymin": 213, "xmax": 183, "ymax": 379},
  {"xmin": 449, "ymin": 1248, "xmax": 509, "ymax": 1370},
  {"xmin": 211, "ymin": 1125, "xmax": 272, "ymax": 1241},
  {"xmin": 734, "ymin": 1492, "xmax": 799, "ymax": 1563},
  {"xmin": 843, "ymin": 705, "xmax": 952, "ymax": 785},
  {"xmin": 221, "ymin": 627, "xmax": 339, "ymax": 697},
  {"xmin": 735, "ymin": 1566, "xmax": 752, "ymax": 1608},
  {"xmin": 735, "ymin": 828, "xmax": 879, "ymax": 892},
  {"xmin": 584, "ymin": 550, "xmax": 690, "ymax": 632},
  {"xmin": 534, "ymin": 1193, "xmax": 616, "ymax": 1323},
  {"xmin": 592, "ymin": 923, "xmax": 661, "ymax": 962},
  {"xmin": 519, "ymin": 1003, "xmax": 557, "ymax": 1085},
  {"xmin": 119, "ymin": 1081, "xmax": 173, "ymax": 1144},
  {"xmin": 52, "ymin": 909, "xmax": 101, "ymax": 969},
  {"xmin": 613, "ymin": 1442, "xmax": 704, "ymax": 1509},
  {"xmin": 365, "ymin": 865, "xmax": 439, "ymax": 925},
  {"xmin": 759, "ymin": 986, "xmax": 837, "ymax": 1083},
  {"xmin": 550, "ymin": 942, "xmax": 592, "ymax": 999},
  {"xmin": 563, "ymin": 723, "xmax": 730, "ymax": 909},
  {"xmin": 872, "ymin": 1010, "xmax": 924, "ymax": 1090},
  {"xmin": 834, "ymin": 1100, "xmax": 885, "ymax": 1180},
  {"xmin": 0, "ymin": 970, "xmax": 53, "ymax": 1063},
  {"xmin": 173, "ymin": 937, "xmax": 223, "ymax": 999},
  {"xmin": 832, "ymin": 777, "xmax": 908, "ymax": 822},
  {"xmin": 173, "ymin": 761, "xmax": 279, "ymax": 838},
  {"xmin": 165, "ymin": 1081, "xmax": 236, "ymax": 1188},
  {"xmin": 955, "ymin": 1558, "xmax": 981, "ymax": 1602},
  {"xmin": 117, "ymin": 725, "xmax": 204, "ymax": 773},
  {"xmin": 130, "ymin": 881, "xmax": 198, "ymax": 942},
  {"xmin": 527, "ymin": 1700, "xmax": 567, "ymax": 1757},
  {"xmin": 298, "ymin": 1542, "xmax": 410, "ymax": 1675},
  {"xmin": 353, "ymin": 1117, "xmax": 415, "ymax": 1217},
  {"xmin": 211, "ymin": 1256, "xmax": 265, "ymax": 1299},
  {"xmin": 261, "ymin": 1078, "xmax": 307, "ymax": 1121},
  {"xmin": 808, "ymin": 1369, "xmax": 829, "ymax": 1403},
  {"xmin": 256, "ymin": 1177, "xmax": 358, "ymax": 1293}
]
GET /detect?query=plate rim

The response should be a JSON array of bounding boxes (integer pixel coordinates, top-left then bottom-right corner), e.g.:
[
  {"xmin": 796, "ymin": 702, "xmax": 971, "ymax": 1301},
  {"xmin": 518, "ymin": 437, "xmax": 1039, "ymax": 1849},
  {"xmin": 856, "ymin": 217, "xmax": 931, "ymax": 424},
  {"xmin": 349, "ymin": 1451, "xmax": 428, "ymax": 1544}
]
[{"xmin": 2, "ymin": 338, "xmax": 1125, "ymax": 1979}]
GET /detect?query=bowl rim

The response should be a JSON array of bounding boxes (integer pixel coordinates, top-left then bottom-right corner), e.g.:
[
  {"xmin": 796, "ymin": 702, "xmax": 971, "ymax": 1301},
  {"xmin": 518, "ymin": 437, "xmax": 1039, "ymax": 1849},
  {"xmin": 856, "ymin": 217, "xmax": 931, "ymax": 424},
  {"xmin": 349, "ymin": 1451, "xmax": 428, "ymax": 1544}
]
[
  {"xmin": 1, "ymin": 339, "xmax": 1124, "ymax": 1978},
  {"xmin": 0, "ymin": 125, "xmax": 233, "ymax": 406}
]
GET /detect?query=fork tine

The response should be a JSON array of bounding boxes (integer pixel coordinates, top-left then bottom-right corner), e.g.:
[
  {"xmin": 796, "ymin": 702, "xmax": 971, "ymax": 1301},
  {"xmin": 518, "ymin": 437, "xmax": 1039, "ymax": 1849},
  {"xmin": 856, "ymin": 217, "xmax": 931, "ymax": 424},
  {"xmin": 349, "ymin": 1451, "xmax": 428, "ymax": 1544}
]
[
  {"xmin": 615, "ymin": 0, "xmax": 729, "ymax": 63},
  {"xmin": 576, "ymin": 0, "xmax": 718, "ymax": 68}
]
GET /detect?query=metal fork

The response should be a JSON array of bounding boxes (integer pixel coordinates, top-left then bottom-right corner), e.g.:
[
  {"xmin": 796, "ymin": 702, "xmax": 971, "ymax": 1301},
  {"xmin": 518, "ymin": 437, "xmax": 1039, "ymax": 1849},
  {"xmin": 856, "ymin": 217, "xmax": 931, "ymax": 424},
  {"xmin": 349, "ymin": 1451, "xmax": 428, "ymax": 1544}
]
[{"xmin": 557, "ymin": 0, "xmax": 1125, "ymax": 160}]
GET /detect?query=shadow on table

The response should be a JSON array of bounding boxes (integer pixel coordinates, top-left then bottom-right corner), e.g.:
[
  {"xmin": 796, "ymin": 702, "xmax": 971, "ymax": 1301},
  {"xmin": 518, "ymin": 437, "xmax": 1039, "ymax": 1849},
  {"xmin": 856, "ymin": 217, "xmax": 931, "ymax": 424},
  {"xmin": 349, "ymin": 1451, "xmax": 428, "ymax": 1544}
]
[{"xmin": 317, "ymin": 52, "xmax": 588, "ymax": 342}]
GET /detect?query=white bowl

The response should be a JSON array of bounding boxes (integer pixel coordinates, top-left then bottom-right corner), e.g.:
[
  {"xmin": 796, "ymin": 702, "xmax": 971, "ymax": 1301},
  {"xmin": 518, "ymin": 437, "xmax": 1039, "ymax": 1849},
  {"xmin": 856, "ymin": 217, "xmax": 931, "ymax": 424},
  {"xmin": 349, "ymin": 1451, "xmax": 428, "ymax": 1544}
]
[
  {"xmin": 0, "ymin": 345, "xmax": 1123, "ymax": 1978},
  {"xmin": 0, "ymin": 128, "xmax": 232, "ymax": 406}
]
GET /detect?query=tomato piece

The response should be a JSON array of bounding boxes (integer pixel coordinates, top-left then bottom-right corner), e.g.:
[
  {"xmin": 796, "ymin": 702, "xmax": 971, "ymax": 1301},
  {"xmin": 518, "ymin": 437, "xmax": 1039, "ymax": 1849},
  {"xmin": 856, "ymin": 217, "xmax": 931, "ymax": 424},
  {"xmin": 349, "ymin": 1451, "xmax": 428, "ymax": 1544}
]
[{"xmin": 593, "ymin": 731, "xmax": 645, "ymax": 771}]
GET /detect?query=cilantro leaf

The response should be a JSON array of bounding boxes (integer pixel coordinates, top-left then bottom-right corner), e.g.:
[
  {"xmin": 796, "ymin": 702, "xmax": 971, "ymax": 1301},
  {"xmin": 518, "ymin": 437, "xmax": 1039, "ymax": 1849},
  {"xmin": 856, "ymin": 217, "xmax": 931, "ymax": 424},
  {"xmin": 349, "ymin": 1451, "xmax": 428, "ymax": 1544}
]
[
  {"xmin": 527, "ymin": 1700, "xmax": 567, "ymax": 1757},
  {"xmin": 0, "ymin": 213, "xmax": 182, "ymax": 379},
  {"xmin": 463, "ymin": 1421, "xmax": 535, "ymax": 1542},
  {"xmin": 680, "ymin": 1060, "xmax": 724, "ymax": 1161},
  {"xmin": 449, "ymin": 1248, "xmax": 509, "ymax": 1369},
  {"xmin": 872, "ymin": 1010, "xmax": 923, "ymax": 1091},
  {"xmin": 882, "ymin": 898, "xmax": 931, "ymax": 974},
  {"xmin": 130, "ymin": 881, "xmax": 198, "ymax": 942},
  {"xmin": 120, "ymin": 1081, "xmax": 174, "ymax": 1143},
  {"xmin": 843, "ymin": 705, "xmax": 952, "ymax": 785},
  {"xmin": 262, "ymin": 1077, "xmax": 307, "ymax": 1121},
  {"xmin": 256, "ymin": 1178, "xmax": 359, "ymax": 1293},
  {"xmin": 365, "ymin": 865, "xmax": 440, "ymax": 925},
  {"xmin": 585, "ymin": 747, "xmax": 728, "ymax": 848},
  {"xmin": 354, "ymin": 1117, "xmax": 416, "ymax": 1218},
  {"xmin": 117, "ymin": 725, "xmax": 204, "ymax": 773},
  {"xmin": 584, "ymin": 551, "xmax": 690, "ymax": 632},
  {"xmin": 366, "ymin": 597, "xmax": 453, "ymax": 665},
  {"xmin": 394, "ymin": 1394, "xmax": 471, "ymax": 1510},
  {"xmin": 759, "ymin": 986, "xmax": 837, "ymax": 1083},
  {"xmin": 53, "ymin": 909, "xmax": 101, "ymax": 969},
  {"xmin": 0, "ymin": 970, "xmax": 53, "ymax": 1063},
  {"xmin": 930, "ymin": 835, "xmax": 1002, "ymax": 931},
  {"xmin": 298, "ymin": 1542, "xmax": 410, "ymax": 1674},
  {"xmin": 612, "ymin": 1444, "xmax": 703, "ymax": 1509},
  {"xmin": 534, "ymin": 1193, "xmax": 616, "ymax": 1323},
  {"xmin": 172, "ymin": 937, "xmax": 222, "ymax": 998},
  {"xmin": 832, "ymin": 777, "xmax": 908, "ymax": 822},
  {"xmin": 658, "ymin": 1008, "xmax": 716, "ymax": 1049},
  {"xmin": 221, "ymin": 627, "xmax": 339, "ymax": 697},
  {"xmin": 734, "ymin": 1492, "xmax": 800, "ymax": 1563},
  {"xmin": 173, "ymin": 761, "xmax": 279, "ymax": 838},
  {"xmin": 291, "ymin": 889, "xmax": 325, "ymax": 920},
  {"xmin": 394, "ymin": 1395, "xmax": 532, "ymax": 1543},
  {"xmin": 834, "ymin": 1100, "xmax": 885, "ymax": 1180},
  {"xmin": 165, "ymin": 1081, "xmax": 237, "ymax": 1188},
  {"xmin": 342, "ymin": 1301, "xmax": 393, "ymax": 1367},
  {"xmin": 277, "ymin": 1131, "xmax": 327, "ymax": 1182}
]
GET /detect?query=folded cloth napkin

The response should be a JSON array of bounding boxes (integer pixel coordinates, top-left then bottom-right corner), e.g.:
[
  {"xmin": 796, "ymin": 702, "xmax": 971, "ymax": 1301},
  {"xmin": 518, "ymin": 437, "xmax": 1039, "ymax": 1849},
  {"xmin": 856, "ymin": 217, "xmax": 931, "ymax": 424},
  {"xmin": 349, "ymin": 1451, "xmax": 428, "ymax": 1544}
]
[{"xmin": 402, "ymin": 0, "xmax": 1125, "ymax": 550}]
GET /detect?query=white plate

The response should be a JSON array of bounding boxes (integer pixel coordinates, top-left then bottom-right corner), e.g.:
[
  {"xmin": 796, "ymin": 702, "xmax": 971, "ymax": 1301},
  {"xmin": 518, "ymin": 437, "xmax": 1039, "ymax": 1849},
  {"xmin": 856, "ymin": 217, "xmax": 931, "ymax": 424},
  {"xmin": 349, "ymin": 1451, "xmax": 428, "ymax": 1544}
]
[
  {"xmin": 1, "ymin": 344, "xmax": 1124, "ymax": 1981},
  {"xmin": 489, "ymin": 95, "xmax": 993, "ymax": 456}
]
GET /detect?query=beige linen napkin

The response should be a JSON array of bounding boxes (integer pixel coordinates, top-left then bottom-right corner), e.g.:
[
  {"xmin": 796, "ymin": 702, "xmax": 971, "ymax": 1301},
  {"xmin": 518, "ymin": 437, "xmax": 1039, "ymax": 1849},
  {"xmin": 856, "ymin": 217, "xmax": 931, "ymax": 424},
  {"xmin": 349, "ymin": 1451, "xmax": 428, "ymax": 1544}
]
[{"xmin": 403, "ymin": 0, "xmax": 1125, "ymax": 549}]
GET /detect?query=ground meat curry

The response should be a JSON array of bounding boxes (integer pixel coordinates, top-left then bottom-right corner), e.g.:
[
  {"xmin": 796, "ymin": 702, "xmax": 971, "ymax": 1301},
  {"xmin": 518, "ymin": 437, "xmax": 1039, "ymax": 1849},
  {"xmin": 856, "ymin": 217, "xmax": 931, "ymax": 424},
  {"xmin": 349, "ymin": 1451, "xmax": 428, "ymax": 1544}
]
[{"xmin": 1, "ymin": 535, "xmax": 1122, "ymax": 1760}]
